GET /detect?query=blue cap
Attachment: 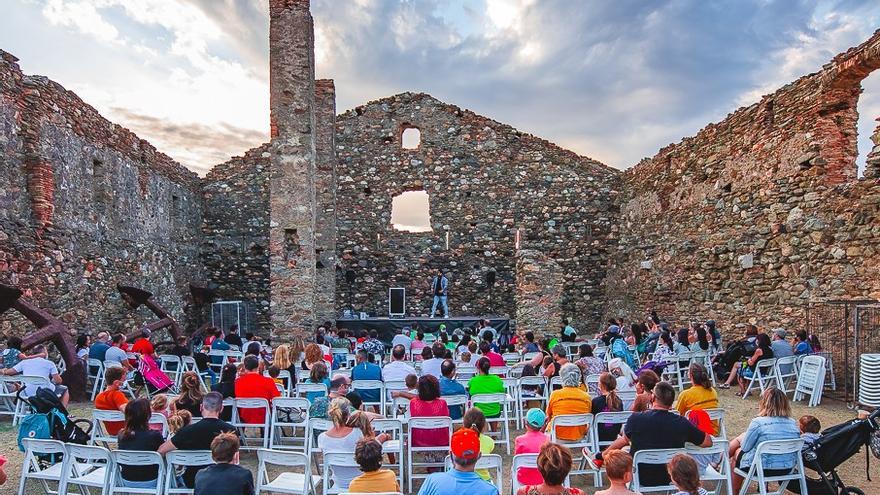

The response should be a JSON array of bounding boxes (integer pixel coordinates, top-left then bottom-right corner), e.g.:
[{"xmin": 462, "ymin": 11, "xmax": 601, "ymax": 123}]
[{"xmin": 526, "ymin": 408, "xmax": 546, "ymax": 428}]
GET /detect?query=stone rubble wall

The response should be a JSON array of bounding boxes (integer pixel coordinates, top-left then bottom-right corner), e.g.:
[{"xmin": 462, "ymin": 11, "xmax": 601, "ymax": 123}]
[
  {"xmin": 335, "ymin": 92, "xmax": 620, "ymax": 332},
  {"xmin": 0, "ymin": 50, "xmax": 204, "ymax": 338},
  {"xmin": 516, "ymin": 250, "xmax": 564, "ymax": 336},
  {"xmin": 314, "ymin": 79, "xmax": 337, "ymax": 324},
  {"xmin": 602, "ymin": 32, "xmax": 880, "ymax": 332}
]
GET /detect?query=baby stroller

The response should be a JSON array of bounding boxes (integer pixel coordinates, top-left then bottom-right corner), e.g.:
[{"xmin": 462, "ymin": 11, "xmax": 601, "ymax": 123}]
[
  {"xmin": 788, "ymin": 409, "xmax": 880, "ymax": 495},
  {"xmin": 16, "ymin": 387, "xmax": 91, "ymax": 455},
  {"xmin": 132, "ymin": 353, "xmax": 177, "ymax": 397}
]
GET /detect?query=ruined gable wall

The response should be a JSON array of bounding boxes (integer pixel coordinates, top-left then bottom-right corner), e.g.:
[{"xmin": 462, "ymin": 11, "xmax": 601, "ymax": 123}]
[
  {"xmin": 336, "ymin": 93, "xmax": 620, "ymax": 332},
  {"xmin": 0, "ymin": 51, "xmax": 205, "ymax": 338},
  {"xmin": 603, "ymin": 32, "xmax": 880, "ymax": 331}
]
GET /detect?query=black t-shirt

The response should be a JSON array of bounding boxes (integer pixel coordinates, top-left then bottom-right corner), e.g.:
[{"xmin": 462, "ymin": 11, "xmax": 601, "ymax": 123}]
[
  {"xmin": 171, "ymin": 418, "xmax": 237, "ymax": 487},
  {"xmin": 225, "ymin": 334, "xmax": 243, "ymax": 348},
  {"xmin": 194, "ymin": 463, "xmax": 254, "ymax": 495},
  {"xmin": 117, "ymin": 429, "xmax": 164, "ymax": 481},
  {"xmin": 175, "ymin": 397, "xmax": 203, "ymax": 417},
  {"xmin": 211, "ymin": 382, "xmax": 236, "ymax": 421},
  {"xmin": 624, "ymin": 409, "xmax": 707, "ymax": 487},
  {"xmin": 591, "ymin": 395, "xmax": 623, "ymax": 442},
  {"xmin": 171, "ymin": 345, "xmax": 191, "ymax": 357}
]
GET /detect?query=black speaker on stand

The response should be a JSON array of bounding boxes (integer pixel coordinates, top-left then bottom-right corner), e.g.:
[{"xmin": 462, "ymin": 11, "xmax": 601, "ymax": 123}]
[{"xmin": 486, "ymin": 270, "xmax": 496, "ymax": 315}]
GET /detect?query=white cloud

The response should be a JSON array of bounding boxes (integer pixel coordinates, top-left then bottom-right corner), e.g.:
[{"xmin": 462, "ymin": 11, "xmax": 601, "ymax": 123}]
[{"xmin": 41, "ymin": 0, "xmax": 120, "ymax": 44}]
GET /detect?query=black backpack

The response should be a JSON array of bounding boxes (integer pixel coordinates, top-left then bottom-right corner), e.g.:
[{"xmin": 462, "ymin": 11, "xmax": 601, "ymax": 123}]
[{"xmin": 26, "ymin": 388, "xmax": 91, "ymax": 445}]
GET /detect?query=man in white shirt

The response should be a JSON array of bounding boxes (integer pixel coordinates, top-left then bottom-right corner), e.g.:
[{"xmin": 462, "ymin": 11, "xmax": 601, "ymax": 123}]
[
  {"xmin": 104, "ymin": 334, "xmax": 132, "ymax": 370},
  {"xmin": 420, "ymin": 343, "xmax": 446, "ymax": 379},
  {"xmin": 382, "ymin": 345, "xmax": 416, "ymax": 383},
  {"xmin": 0, "ymin": 344, "xmax": 69, "ymax": 406},
  {"xmin": 391, "ymin": 327, "xmax": 412, "ymax": 351}
]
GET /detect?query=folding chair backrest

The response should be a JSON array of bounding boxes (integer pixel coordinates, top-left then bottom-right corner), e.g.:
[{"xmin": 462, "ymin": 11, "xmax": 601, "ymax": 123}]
[
  {"xmin": 744, "ymin": 439, "xmax": 807, "ymax": 493},
  {"xmin": 592, "ymin": 411, "xmax": 632, "ymax": 449},
  {"xmin": 489, "ymin": 366, "xmax": 510, "ymax": 377},
  {"xmin": 502, "ymin": 353, "xmax": 521, "ymax": 364},
  {"xmin": 548, "ymin": 413, "xmax": 593, "ymax": 445},
  {"xmin": 618, "ymin": 390, "xmax": 637, "ymax": 410},
  {"xmin": 323, "ymin": 452, "xmax": 359, "ymax": 494},
  {"xmin": 21, "ymin": 438, "xmax": 67, "ymax": 484},
  {"xmin": 631, "ymin": 448, "xmax": 683, "ymax": 492},
  {"xmin": 232, "ymin": 397, "xmax": 271, "ymax": 425},
  {"xmin": 443, "ymin": 395, "xmax": 468, "ymax": 421},
  {"xmin": 149, "ymin": 412, "xmax": 169, "ymax": 437},
  {"xmin": 685, "ymin": 407, "xmax": 728, "ymax": 439},
  {"xmin": 111, "ymin": 450, "xmax": 166, "ymax": 489},
  {"xmin": 307, "ymin": 418, "xmax": 334, "ymax": 454},
  {"xmin": 64, "ymin": 443, "xmax": 113, "ymax": 491},
  {"xmin": 165, "ymin": 450, "xmax": 213, "ymax": 493},
  {"xmin": 511, "ymin": 453, "xmax": 539, "ymax": 495},
  {"xmin": 91, "ymin": 409, "xmax": 125, "ymax": 445},
  {"xmin": 443, "ymin": 454, "xmax": 503, "ymax": 491},
  {"xmin": 256, "ymin": 448, "xmax": 312, "ymax": 494},
  {"xmin": 296, "ymin": 382, "xmax": 328, "ymax": 398},
  {"xmin": 371, "ymin": 418, "xmax": 403, "ymax": 439},
  {"xmin": 408, "ymin": 417, "xmax": 452, "ymax": 448}
]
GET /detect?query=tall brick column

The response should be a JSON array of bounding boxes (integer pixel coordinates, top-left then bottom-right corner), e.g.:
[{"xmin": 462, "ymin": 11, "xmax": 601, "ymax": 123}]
[
  {"xmin": 314, "ymin": 79, "xmax": 337, "ymax": 323},
  {"xmin": 268, "ymin": 0, "xmax": 316, "ymax": 337}
]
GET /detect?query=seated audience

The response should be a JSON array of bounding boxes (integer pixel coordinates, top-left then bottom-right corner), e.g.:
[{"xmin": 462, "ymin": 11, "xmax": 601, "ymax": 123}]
[
  {"xmin": 382, "ymin": 344, "xmax": 417, "ymax": 383},
  {"xmin": 348, "ymin": 438, "xmax": 401, "ymax": 493},
  {"xmin": 729, "ymin": 388, "xmax": 800, "ymax": 494},
  {"xmin": 594, "ymin": 449, "xmax": 637, "ymax": 495},
  {"xmin": 439, "ymin": 359, "xmax": 467, "ymax": 419},
  {"xmin": 319, "ymin": 398, "xmax": 364, "ymax": 490},
  {"xmin": 464, "ymin": 407, "xmax": 495, "ymax": 481},
  {"xmin": 351, "ymin": 349, "xmax": 383, "ymax": 406},
  {"xmin": 522, "ymin": 332, "xmax": 540, "ymax": 353},
  {"xmin": 75, "ymin": 335, "xmax": 90, "ymax": 361},
  {"xmin": 410, "ymin": 375, "xmax": 450, "ymax": 447},
  {"xmin": 305, "ymin": 361, "xmax": 331, "ymax": 403},
  {"xmin": 310, "ymin": 375, "xmax": 352, "ymax": 419},
  {"xmin": 417, "ymin": 428, "xmax": 499, "ymax": 495},
  {"xmin": 592, "ymin": 372, "xmax": 623, "ymax": 449},
  {"xmin": 301, "ymin": 342, "xmax": 324, "ymax": 372},
  {"xmin": 159, "ymin": 392, "xmax": 237, "ymax": 487},
  {"xmin": 117, "ymin": 398, "xmax": 164, "ymax": 489},
  {"xmin": 735, "ymin": 332, "xmax": 774, "ymax": 395},
  {"xmin": 105, "ymin": 334, "xmax": 133, "ymax": 370},
  {"xmin": 480, "ymin": 340, "xmax": 505, "ymax": 368},
  {"xmin": 515, "ymin": 408, "xmax": 549, "ymax": 486},
  {"xmin": 420, "ymin": 343, "xmax": 447, "ymax": 378},
  {"xmin": 211, "ymin": 363, "xmax": 237, "ymax": 421},
  {"xmin": 193, "ymin": 432, "xmax": 254, "ymax": 495},
  {"xmin": 543, "ymin": 345, "xmax": 569, "ymax": 378},
  {"xmin": 167, "ymin": 409, "xmax": 192, "ymax": 436},
  {"xmin": 150, "ymin": 394, "xmax": 169, "ymax": 431},
  {"xmin": 546, "ymin": 363, "xmax": 591, "ymax": 441},
  {"xmin": 631, "ymin": 369, "xmax": 659, "ymax": 412},
  {"xmin": 94, "ymin": 366, "xmax": 129, "ymax": 434},
  {"xmin": 267, "ymin": 365, "xmax": 283, "ymax": 386},
  {"xmin": 87, "ymin": 332, "xmax": 111, "ymax": 368},
  {"xmin": 171, "ymin": 336, "xmax": 191, "ymax": 357},
  {"xmin": 516, "ymin": 442, "xmax": 585, "ymax": 495},
  {"xmin": 575, "ymin": 344, "xmax": 605, "ymax": 378},
  {"xmin": 561, "ymin": 318, "xmax": 578, "ymax": 342},
  {"xmin": 172, "ymin": 371, "xmax": 205, "ymax": 417},
  {"xmin": 468, "ymin": 357, "xmax": 506, "ymax": 420},
  {"xmin": 675, "ymin": 363, "xmax": 718, "ymax": 421},
  {"xmin": 234, "ymin": 355, "xmax": 280, "ymax": 424},
  {"xmin": 794, "ymin": 330, "xmax": 812, "ymax": 355},
  {"xmin": 361, "ymin": 330, "xmax": 386, "ymax": 359},
  {"xmin": 0, "ymin": 344, "xmax": 69, "ymax": 406},
  {"xmin": 391, "ymin": 327, "xmax": 412, "ymax": 351},
  {"xmin": 224, "ymin": 325, "xmax": 244, "ymax": 348},
  {"xmin": 131, "ymin": 329, "xmax": 155, "ymax": 357},
  {"xmin": 603, "ymin": 381, "xmax": 711, "ymax": 488},
  {"xmin": 667, "ymin": 453, "xmax": 707, "ymax": 495}
]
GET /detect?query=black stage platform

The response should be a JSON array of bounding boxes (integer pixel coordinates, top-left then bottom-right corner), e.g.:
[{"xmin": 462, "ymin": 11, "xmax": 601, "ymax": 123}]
[{"xmin": 337, "ymin": 316, "xmax": 510, "ymax": 344}]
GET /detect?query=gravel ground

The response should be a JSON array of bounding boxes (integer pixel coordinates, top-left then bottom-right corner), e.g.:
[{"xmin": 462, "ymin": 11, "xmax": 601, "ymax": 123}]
[{"xmin": 4, "ymin": 388, "xmax": 879, "ymax": 494}]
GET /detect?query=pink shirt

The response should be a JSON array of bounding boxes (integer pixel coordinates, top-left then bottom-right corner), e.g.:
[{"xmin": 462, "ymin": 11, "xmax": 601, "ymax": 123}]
[
  {"xmin": 486, "ymin": 352, "xmax": 506, "ymax": 368},
  {"xmin": 410, "ymin": 398, "xmax": 450, "ymax": 447},
  {"xmin": 515, "ymin": 429, "xmax": 549, "ymax": 485}
]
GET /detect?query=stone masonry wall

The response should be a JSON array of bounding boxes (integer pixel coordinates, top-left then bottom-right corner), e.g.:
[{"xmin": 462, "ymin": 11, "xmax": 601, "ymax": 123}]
[
  {"xmin": 0, "ymin": 50, "xmax": 204, "ymax": 339},
  {"xmin": 335, "ymin": 93, "xmax": 619, "ymax": 331},
  {"xmin": 315, "ymin": 79, "xmax": 337, "ymax": 324},
  {"xmin": 516, "ymin": 250, "xmax": 564, "ymax": 336},
  {"xmin": 603, "ymin": 32, "xmax": 880, "ymax": 332}
]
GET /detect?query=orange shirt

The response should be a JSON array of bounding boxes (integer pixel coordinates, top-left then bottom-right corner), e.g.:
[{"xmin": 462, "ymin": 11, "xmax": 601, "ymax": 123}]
[
  {"xmin": 234, "ymin": 372, "xmax": 280, "ymax": 423},
  {"xmin": 546, "ymin": 386, "xmax": 591, "ymax": 441},
  {"xmin": 95, "ymin": 388, "xmax": 128, "ymax": 435}
]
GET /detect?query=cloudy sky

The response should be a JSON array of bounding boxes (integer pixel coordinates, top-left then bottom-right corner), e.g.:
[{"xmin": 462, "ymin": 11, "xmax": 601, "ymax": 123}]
[{"xmin": 2, "ymin": 0, "xmax": 880, "ymax": 177}]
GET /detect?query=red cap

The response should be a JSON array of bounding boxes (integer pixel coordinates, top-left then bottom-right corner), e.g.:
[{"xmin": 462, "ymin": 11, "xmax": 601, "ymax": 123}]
[{"xmin": 450, "ymin": 428, "xmax": 481, "ymax": 460}]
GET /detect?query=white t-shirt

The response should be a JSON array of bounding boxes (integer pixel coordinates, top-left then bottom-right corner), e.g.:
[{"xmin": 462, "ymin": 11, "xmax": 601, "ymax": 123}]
[
  {"xmin": 382, "ymin": 360, "xmax": 416, "ymax": 383},
  {"xmin": 318, "ymin": 429, "xmax": 364, "ymax": 488},
  {"xmin": 420, "ymin": 358, "xmax": 444, "ymax": 379},
  {"xmin": 391, "ymin": 334, "xmax": 412, "ymax": 350},
  {"xmin": 13, "ymin": 358, "xmax": 59, "ymax": 396},
  {"xmin": 104, "ymin": 346, "xmax": 129, "ymax": 367}
]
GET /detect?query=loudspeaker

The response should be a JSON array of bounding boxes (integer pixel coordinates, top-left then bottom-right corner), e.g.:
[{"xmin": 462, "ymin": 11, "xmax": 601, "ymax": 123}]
[
  {"xmin": 389, "ymin": 288, "xmax": 405, "ymax": 316},
  {"xmin": 486, "ymin": 270, "xmax": 496, "ymax": 286},
  {"xmin": 345, "ymin": 270, "xmax": 356, "ymax": 284}
]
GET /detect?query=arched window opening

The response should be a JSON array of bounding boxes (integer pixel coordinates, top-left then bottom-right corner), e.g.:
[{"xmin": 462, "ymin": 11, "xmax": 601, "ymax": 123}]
[{"xmin": 402, "ymin": 127, "xmax": 421, "ymax": 150}]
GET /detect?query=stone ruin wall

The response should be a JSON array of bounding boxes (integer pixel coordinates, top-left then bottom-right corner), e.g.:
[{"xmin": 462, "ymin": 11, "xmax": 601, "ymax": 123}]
[
  {"xmin": 0, "ymin": 50, "xmax": 205, "ymax": 340},
  {"xmin": 603, "ymin": 32, "xmax": 880, "ymax": 333},
  {"xmin": 335, "ymin": 93, "xmax": 620, "ymax": 332}
]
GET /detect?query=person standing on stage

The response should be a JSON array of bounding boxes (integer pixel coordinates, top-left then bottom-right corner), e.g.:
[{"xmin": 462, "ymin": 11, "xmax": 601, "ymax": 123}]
[{"xmin": 430, "ymin": 269, "xmax": 449, "ymax": 318}]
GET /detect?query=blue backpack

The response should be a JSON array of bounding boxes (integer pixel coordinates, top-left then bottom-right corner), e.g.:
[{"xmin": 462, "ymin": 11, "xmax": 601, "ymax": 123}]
[{"xmin": 17, "ymin": 411, "xmax": 55, "ymax": 451}]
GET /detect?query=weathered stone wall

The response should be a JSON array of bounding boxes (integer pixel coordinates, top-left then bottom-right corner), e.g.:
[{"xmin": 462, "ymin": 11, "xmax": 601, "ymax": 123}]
[
  {"xmin": 201, "ymin": 145, "xmax": 271, "ymax": 333},
  {"xmin": 268, "ymin": 0, "xmax": 317, "ymax": 337},
  {"xmin": 315, "ymin": 79, "xmax": 337, "ymax": 323},
  {"xmin": 335, "ymin": 93, "xmax": 619, "ymax": 331},
  {"xmin": 516, "ymin": 250, "xmax": 564, "ymax": 336},
  {"xmin": 603, "ymin": 32, "xmax": 880, "ymax": 331},
  {"xmin": 0, "ymin": 50, "xmax": 204, "ymax": 339}
]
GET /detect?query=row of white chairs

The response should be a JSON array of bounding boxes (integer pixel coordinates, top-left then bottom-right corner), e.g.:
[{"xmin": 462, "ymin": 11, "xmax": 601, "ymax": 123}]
[{"xmin": 741, "ymin": 355, "xmax": 827, "ymax": 407}]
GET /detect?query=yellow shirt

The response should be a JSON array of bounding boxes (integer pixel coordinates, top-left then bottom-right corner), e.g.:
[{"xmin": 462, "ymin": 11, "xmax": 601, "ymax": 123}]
[
  {"xmin": 476, "ymin": 433, "xmax": 495, "ymax": 481},
  {"xmin": 546, "ymin": 386, "xmax": 592, "ymax": 441},
  {"xmin": 675, "ymin": 385, "xmax": 719, "ymax": 434},
  {"xmin": 347, "ymin": 469, "xmax": 400, "ymax": 493}
]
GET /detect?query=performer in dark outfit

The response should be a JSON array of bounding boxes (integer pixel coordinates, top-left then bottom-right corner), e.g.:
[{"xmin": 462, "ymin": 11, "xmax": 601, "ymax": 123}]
[{"xmin": 430, "ymin": 269, "xmax": 449, "ymax": 318}]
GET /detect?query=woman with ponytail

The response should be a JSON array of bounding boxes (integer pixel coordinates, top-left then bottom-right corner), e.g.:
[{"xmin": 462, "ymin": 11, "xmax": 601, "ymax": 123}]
[
  {"xmin": 675, "ymin": 363, "xmax": 718, "ymax": 422},
  {"xmin": 592, "ymin": 372, "xmax": 624, "ymax": 445},
  {"xmin": 667, "ymin": 453, "xmax": 708, "ymax": 495},
  {"xmin": 172, "ymin": 371, "xmax": 205, "ymax": 417},
  {"xmin": 117, "ymin": 398, "xmax": 164, "ymax": 488}
]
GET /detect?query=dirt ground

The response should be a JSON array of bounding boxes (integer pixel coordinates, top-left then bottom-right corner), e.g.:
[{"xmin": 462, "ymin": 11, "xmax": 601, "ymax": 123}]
[{"xmin": 4, "ymin": 387, "xmax": 879, "ymax": 494}]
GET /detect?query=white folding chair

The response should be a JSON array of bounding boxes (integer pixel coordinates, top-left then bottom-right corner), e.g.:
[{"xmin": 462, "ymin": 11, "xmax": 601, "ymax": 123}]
[
  {"xmin": 150, "ymin": 412, "xmax": 169, "ymax": 438},
  {"xmin": 91, "ymin": 409, "xmax": 125, "ymax": 448},
  {"xmin": 443, "ymin": 395, "xmax": 468, "ymax": 427},
  {"xmin": 502, "ymin": 352, "xmax": 521, "ymax": 365},
  {"xmin": 159, "ymin": 355, "xmax": 183, "ymax": 387},
  {"xmin": 296, "ymin": 382, "xmax": 329, "ymax": 401},
  {"xmin": 108, "ymin": 450, "xmax": 166, "ymax": 494},
  {"xmin": 256, "ymin": 448, "xmax": 318, "ymax": 495},
  {"xmin": 0, "ymin": 376, "xmax": 18, "ymax": 421},
  {"xmin": 618, "ymin": 390, "xmax": 637, "ymax": 410},
  {"xmin": 774, "ymin": 356, "xmax": 799, "ymax": 396},
  {"xmin": 631, "ymin": 441, "xmax": 733, "ymax": 495},
  {"xmin": 232, "ymin": 398, "xmax": 271, "ymax": 450},
  {"xmin": 270, "ymin": 397, "xmax": 311, "ymax": 451},
  {"xmin": 548, "ymin": 413, "xmax": 599, "ymax": 486},
  {"xmin": 390, "ymin": 396, "xmax": 411, "ymax": 422},
  {"xmin": 584, "ymin": 373, "xmax": 601, "ymax": 396},
  {"xmin": 471, "ymin": 393, "xmax": 511, "ymax": 454},
  {"xmin": 457, "ymin": 365, "xmax": 477, "ymax": 381},
  {"xmin": 590, "ymin": 411, "xmax": 633, "ymax": 486},
  {"xmin": 443, "ymin": 454, "xmax": 503, "ymax": 492},
  {"xmin": 11, "ymin": 375, "xmax": 53, "ymax": 425},
  {"xmin": 372, "ymin": 418, "xmax": 404, "ymax": 488},
  {"xmin": 686, "ymin": 407, "xmax": 728, "ymax": 440},
  {"xmin": 60, "ymin": 444, "xmax": 114, "ymax": 495},
  {"xmin": 88, "ymin": 358, "xmax": 106, "ymax": 400},
  {"xmin": 322, "ymin": 452, "xmax": 359, "ymax": 495},
  {"xmin": 19, "ymin": 438, "xmax": 67, "ymax": 495},
  {"xmin": 488, "ymin": 366, "xmax": 510, "ymax": 377},
  {"xmin": 794, "ymin": 355, "xmax": 826, "ymax": 407},
  {"xmin": 742, "ymin": 358, "xmax": 778, "ymax": 399},
  {"xmin": 306, "ymin": 417, "xmax": 333, "ymax": 478},
  {"xmin": 733, "ymin": 439, "xmax": 807, "ymax": 495},
  {"xmin": 815, "ymin": 351, "xmax": 836, "ymax": 390},
  {"xmin": 165, "ymin": 450, "xmax": 213, "ymax": 495},
  {"xmin": 350, "ymin": 379, "xmax": 385, "ymax": 412},
  {"xmin": 516, "ymin": 376, "xmax": 547, "ymax": 429},
  {"xmin": 407, "ymin": 417, "xmax": 452, "ymax": 493}
]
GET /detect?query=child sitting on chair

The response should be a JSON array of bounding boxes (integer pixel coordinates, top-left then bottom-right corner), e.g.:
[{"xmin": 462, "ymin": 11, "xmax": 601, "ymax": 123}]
[
  {"xmin": 595, "ymin": 449, "xmax": 639, "ymax": 495},
  {"xmin": 193, "ymin": 432, "xmax": 253, "ymax": 495},
  {"xmin": 667, "ymin": 453, "xmax": 709, "ymax": 495}
]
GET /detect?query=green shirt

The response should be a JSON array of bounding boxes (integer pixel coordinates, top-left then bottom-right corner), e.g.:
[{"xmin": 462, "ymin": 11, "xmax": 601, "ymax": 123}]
[{"xmin": 468, "ymin": 374, "xmax": 505, "ymax": 417}]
